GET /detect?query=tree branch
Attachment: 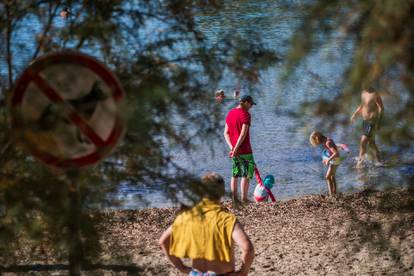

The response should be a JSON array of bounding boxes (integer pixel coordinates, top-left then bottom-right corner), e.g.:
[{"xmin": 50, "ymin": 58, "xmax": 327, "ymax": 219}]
[
  {"xmin": 5, "ymin": 3, "xmax": 13, "ymax": 89},
  {"xmin": 31, "ymin": 2, "xmax": 62, "ymax": 60}
]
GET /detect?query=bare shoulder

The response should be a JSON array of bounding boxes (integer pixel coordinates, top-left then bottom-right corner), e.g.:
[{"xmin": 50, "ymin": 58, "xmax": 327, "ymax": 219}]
[{"xmin": 361, "ymin": 90, "xmax": 376, "ymax": 101}]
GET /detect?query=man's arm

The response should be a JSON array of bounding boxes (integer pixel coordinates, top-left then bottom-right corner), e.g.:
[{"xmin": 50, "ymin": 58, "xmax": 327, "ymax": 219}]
[
  {"xmin": 375, "ymin": 94, "xmax": 384, "ymax": 129},
  {"xmin": 231, "ymin": 124, "xmax": 249, "ymax": 157},
  {"xmin": 159, "ymin": 226, "xmax": 192, "ymax": 274},
  {"xmin": 350, "ymin": 105, "xmax": 362, "ymax": 123},
  {"xmin": 224, "ymin": 123, "xmax": 233, "ymax": 150},
  {"xmin": 376, "ymin": 94, "xmax": 384, "ymax": 114},
  {"xmin": 232, "ymin": 221, "xmax": 254, "ymax": 276}
]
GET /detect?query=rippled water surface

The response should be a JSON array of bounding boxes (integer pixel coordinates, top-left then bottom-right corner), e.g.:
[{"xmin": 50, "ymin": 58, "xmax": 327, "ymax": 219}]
[{"xmin": 116, "ymin": 1, "xmax": 414, "ymax": 208}]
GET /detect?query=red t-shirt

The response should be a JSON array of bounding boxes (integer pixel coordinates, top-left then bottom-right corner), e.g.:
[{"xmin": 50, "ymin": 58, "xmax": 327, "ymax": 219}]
[{"xmin": 225, "ymin": 107, "xmax": 252, "ymax": 154}]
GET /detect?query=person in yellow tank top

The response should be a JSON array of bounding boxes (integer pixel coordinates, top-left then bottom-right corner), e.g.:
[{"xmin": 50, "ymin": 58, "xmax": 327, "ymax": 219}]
[{"xmin": 159, "ymin": 172, "xmax": 254, "ymax": 276}]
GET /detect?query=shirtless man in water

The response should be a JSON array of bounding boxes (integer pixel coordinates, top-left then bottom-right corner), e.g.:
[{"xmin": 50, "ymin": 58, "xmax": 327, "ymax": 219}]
[{"xmin": 350, "ymin": 87, "xmax": 384, "ymax": 167}]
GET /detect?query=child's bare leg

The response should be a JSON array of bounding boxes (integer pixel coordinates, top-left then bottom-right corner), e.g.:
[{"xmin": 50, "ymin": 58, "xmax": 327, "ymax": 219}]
[
  {"xmin": 332, "ymin": 177, "xmax": 337, "ymax": 195},
  {"xmin": 325, "ymin": 179, "xmax": 332, "ymax": 195},
  {"xmin": 240, "ymin": 177, "xmax": 250, "ymax": 202},
  {"xmin": 331, "ymin": 165, "xmax": 337, "ymax": 194},
  {"xmin": 325, "ymin": 165, "xmax": 335, "ymax": 196},
  {"xmin": 231, "ymin": 177, "xmax": 238, "ymax": 201}
]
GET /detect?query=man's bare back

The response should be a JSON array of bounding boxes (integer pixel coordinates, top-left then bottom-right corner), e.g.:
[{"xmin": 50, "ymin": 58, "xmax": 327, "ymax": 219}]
[{"xmin": 191, "ymin": 258, "xmax": 235, "ymax": 275}]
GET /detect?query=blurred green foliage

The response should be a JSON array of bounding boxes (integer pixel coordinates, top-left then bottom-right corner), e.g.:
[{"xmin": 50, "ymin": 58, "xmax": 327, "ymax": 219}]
[
  {"xmin": 0, "ymin": 0, "xmax": 277, "ymax": 270},
  {"xmin": 285, "ymin": 0, "xmax": 414, "ymax": 145}
]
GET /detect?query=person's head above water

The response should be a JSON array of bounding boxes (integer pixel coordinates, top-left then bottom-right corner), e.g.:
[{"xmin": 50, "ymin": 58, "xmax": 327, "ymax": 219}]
[
  {"xmin": 215, "ymin": 89, "xmax": 225, "ymax": 97},
  {"xmin": 60, "ymin": 7, "xmax": 70, "ymax": 19},
  {"xmin": 215, "ymin": 89, "xmax": 226, "ymax": 103},
  {"xmin": 201, "ymin": 172, "xmax": 225, "ymax": 201},
  {"xmin": 309, "ymin": 131, "xmax": 327, "ymax": 147}
]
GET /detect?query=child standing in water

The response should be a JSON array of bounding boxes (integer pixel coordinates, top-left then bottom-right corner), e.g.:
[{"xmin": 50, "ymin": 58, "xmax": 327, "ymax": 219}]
[{"xmin": 309, "ymin": 131, "xmax": 340, "ymax": 196}]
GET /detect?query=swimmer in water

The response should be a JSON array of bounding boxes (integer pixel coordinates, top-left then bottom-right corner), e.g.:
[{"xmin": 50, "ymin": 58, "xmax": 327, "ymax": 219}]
[
  {"xmin": 215, "ymin": 89, "xmax": 226, "ymax": 103},
  {"xmin": 60, "ymin": 7, "xmax": 71, "ymax": 19},
  {"xmin": 309, "ymin": 131, "xmax": 340, "ymax": 196}
]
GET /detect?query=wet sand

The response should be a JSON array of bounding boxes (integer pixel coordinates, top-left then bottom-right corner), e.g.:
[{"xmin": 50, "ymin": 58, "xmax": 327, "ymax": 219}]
[{"xmin": 2, "ymin": 189, "xmax": 414, "ymax": 275}]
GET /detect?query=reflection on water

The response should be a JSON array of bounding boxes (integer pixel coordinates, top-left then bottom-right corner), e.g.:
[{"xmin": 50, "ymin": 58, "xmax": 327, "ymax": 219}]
[{"xmin": 116, "ymin": 1, "xmax": 413, "ymax": 209}]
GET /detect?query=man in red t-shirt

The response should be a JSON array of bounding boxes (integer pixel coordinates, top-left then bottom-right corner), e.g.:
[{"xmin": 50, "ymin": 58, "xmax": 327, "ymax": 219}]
[{"xmin": 224, "ymin": 95, "xmax": 256, "ymax": 202}]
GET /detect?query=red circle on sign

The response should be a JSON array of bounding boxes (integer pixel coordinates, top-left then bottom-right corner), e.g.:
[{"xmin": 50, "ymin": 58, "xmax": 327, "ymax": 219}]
[{"xmin": 11, "ymin": 51, "xmax": 125, "ymax": 169}]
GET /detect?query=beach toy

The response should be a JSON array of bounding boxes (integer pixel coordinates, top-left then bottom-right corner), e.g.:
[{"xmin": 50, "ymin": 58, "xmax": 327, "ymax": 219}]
[
  {"xmin": 322, "ymin": 143, "xmax": 350, "ymax": 165},
  {"xmin": 254, "ymin": 171, "xmax": 276, "ymax": 202},
  {"xmin": 263, "ymin": 175, "xmax": 275, "ymax": 188}
]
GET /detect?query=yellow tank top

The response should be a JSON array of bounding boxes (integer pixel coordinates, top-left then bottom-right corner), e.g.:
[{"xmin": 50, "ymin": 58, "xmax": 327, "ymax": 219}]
[{"xmin": 169, "ymin": 198, "xmax": 237, "ymax": 262}]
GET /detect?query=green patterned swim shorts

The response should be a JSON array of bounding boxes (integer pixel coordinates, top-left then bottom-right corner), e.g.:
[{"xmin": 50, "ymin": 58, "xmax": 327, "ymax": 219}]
[{"xmin": 232, "ymin": 154, "xmax": 255, "ymax": 179}]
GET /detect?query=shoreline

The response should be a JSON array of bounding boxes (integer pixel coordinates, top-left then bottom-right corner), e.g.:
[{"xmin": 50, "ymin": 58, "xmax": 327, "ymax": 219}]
[
  {"xmin": 2, "ymin": 188, "xmax": 413, "ymax": 275},
  {"xmin": 113, "ymin": 189, "xmax": 414, "ymax": 275}
]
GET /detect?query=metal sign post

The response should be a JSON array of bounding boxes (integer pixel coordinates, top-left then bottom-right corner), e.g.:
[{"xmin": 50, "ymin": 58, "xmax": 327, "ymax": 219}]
[{"xmin": 67, "ymin": 170, "xmax": 82, "ymax": 276}]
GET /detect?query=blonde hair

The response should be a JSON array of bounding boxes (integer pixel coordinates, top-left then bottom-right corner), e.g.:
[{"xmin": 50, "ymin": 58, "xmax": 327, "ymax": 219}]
[
  {"xmin": 309, "ymin": 131, "xmax": 326, "ymax": 147},
  {"xmin": 201, "ymin": 172, "xmax": 225, "ymax": 201}
]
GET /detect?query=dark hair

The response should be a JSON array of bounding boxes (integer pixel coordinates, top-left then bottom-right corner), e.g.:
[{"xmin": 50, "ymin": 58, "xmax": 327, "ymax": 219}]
[
  {"xmin": 364, "ymin": 86, "xmax": 375, "ymax": 93},
  {"xmin": 240, "ymin": 95, "xmax": 256, "ymax": 105}
]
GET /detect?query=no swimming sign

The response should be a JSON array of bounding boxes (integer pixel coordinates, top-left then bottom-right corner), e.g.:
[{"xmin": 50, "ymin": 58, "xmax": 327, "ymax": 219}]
[{"xmin": 10, "ymin": 52, "xmax": 125, "ymax": 170}]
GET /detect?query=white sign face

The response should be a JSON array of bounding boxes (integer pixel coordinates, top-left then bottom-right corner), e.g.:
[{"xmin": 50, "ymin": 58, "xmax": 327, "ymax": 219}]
[{"xmin": 11, "ymin": 52, "xmax": 125, "ymax": 169}]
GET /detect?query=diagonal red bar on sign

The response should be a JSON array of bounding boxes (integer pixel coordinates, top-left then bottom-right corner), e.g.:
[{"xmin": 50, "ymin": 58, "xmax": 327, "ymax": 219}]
[
  {"xmin": 30, "ymin": 71, "xmax": 65, "ymax": 103},
  {"xmin": 67, "ymin": 112, "xmax": 107, "ymax": 147},
  {"xmin": 30, "ymin": 72, "xmax": 107, "ymax": 147}
]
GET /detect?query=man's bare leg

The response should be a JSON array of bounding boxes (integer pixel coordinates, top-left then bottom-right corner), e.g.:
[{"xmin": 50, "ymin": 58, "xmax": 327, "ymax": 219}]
[
  {"xmin": 240, "ymin": 177, "xmax": 250, "ymax": 202},
  {"xmin": 231, "ymin": 177, "xmax": 238, "ymax": 201},
  {"xmin": 357, "ymin": 135, "xmax": 369, "ymax": 168},
  {"xmin": 370, "ymin": 138, "xmax": 381, "ymax": 163}
]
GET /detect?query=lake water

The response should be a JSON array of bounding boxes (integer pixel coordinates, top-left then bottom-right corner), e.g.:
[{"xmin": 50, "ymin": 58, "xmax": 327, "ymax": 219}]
[
  {"xmin": 116, "ymin": 1, "xmax": 414, "ymax": 209},
  {"xmin": 2, "ymin": 1, "xmax": 412, "ymax": 209}
]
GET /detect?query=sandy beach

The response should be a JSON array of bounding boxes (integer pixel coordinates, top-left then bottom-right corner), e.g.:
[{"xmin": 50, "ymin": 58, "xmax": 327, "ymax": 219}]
[{"xmin": 1, "ymin": 189, "xmax": 414, "ymax": 275}]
